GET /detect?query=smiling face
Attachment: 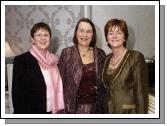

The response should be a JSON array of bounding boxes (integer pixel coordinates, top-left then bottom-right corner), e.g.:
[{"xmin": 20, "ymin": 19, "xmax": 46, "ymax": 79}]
[
  {"xmin": 32, "ymin": 28, "xmax": 51, "ymax": 51},
  {"xmin": 76, "ymin": 21, "xmax": 93, "ymax": 47},
  {"xmin": 104, "ymin": 19, "xmax": 129, "ymax": 48},
  {"xmin": 107, "ymin": 26, "xmax": 125, "ymax": 49}
]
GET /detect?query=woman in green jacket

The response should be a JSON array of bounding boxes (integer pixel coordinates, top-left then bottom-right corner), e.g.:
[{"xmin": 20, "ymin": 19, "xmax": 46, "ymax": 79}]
[{"xmin": 102, "ymin": 19, "xmax": 149, "ymax": 114}]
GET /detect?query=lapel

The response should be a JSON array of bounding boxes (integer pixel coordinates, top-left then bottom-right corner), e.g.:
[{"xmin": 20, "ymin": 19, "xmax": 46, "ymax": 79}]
[
  {"xmin": 72, "ymin": 46, "xmax": 83, "ymax": 87},
  {"xmin": 94, "ymin": 47, "xmax": 99, "ymax": 80},
  {"xmin": 28, "ymin": 52, "xmax": 46, "ymax": 88},
  {"xmin": 102, "ymin": 54, "xmax": 111, "ymax": 80},
  {"xmin": 110, "ymin": 50, "xmax": 130, "ymax": 84}
]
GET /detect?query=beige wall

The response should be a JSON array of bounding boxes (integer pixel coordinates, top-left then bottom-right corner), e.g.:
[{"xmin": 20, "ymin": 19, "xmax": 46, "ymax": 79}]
[{"xmin": 92, "ymin": 5, "xmax": 155, "ymax": 57}]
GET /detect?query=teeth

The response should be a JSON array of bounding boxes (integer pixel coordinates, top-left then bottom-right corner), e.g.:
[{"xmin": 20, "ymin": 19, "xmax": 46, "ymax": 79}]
[{"xmin": 81, "ymin": 38, "xmax": 88, "ymax": 41}]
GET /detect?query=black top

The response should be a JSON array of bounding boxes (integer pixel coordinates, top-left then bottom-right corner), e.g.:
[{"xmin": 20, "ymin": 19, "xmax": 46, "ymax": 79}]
[{"xmin": 12, "ymin": 51, "xmax": 47, "ymax": 114}]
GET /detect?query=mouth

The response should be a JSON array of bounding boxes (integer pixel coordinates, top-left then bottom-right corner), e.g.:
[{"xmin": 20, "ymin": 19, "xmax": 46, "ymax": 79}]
[
  {"xmin": 112, "ymin": 40, "xmax": 119, "ymax": 42},
  {"xmin": 40, "ymin": 40, "xmax": 47, "ymax": 43},
  {"xmin": 80, "ymin": 38, "xmax": 89, "ymax": 41},
  {"xmin": 40, "ymin": 41, "xmax": 48, "ymax": 46}
]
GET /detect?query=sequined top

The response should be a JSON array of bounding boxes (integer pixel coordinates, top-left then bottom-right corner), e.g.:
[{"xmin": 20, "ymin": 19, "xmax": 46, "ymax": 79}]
[{"xmin": 77, "ymin": 62, "xmax": 97, "ymax": 104}]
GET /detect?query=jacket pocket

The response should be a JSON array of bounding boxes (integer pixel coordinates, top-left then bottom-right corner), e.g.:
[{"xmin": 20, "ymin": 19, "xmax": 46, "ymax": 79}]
[
  {"xmin": 122, "ymin": 104, "xmax": 136, "ymax": 114},
  {"xmin": 108, "ymin": 101, "xmax": 114, "ymax": 113}
]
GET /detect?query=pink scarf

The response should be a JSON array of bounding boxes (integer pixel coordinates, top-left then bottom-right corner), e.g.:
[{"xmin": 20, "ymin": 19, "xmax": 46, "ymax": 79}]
[{"xmin": 30, "ymin": 45, "xmax": 64, "ymax": 113}]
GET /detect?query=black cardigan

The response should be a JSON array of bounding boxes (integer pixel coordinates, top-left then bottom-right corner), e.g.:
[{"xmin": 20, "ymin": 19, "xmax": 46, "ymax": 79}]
[{"xmin": 12, "ymin": 51, "xmax": 47, "ymax": 114}]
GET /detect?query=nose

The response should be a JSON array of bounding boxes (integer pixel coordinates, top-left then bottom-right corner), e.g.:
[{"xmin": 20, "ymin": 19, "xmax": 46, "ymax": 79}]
[
  {"xmin": 113, "ymin": 33, "xmax": 117, "ymax": 38},
  {"xmin": 40, "ymin": 36, "xmax": 44, "ymax": 39},
  {"xmin": 41, "ymin": 35, "xmax": 46, "ymax": 39},
  {"xmin": 83, "ymin": 32, "xmax": 87, "ymax": 37}
]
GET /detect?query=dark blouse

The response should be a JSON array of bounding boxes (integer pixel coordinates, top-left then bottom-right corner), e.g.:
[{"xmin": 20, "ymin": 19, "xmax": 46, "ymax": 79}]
[{"xmin": 77, "ymin": 62, "xmax": 97, "ymax": 104}]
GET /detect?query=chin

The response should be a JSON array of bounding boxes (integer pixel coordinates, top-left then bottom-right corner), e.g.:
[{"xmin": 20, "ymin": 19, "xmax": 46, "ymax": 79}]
[
  {"xmin": 40, "ymin": 47, "xmax": 49, "ymax": 50},
  {"xmin": 79, "ymin": 43, "xmax": 90, "ymax": 47},
  {"xmin": 111, "ymin": 45, "xmax": 122, "ymax": 48}
]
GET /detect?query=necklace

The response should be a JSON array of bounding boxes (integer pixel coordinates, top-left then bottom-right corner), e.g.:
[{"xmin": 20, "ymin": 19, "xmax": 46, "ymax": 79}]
[
  {"xmin": 80, "ymin": 48, "xmax": 90, "ymax": 58},
  {"xmin": 111, "ymin": 49, "xmax": 127, "ymax": 67},
  {"xmin": 82, "ymin": 54, "xmax": 86, "ymax": 57},
  {"xmin": 111, "ymin": 57, "xmax": 122, "ymax": 66}
]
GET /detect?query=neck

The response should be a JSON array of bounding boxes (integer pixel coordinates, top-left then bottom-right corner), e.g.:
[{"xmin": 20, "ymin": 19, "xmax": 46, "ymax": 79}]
[
  {"xmin": 36, "ymin": 47, "xmax": 47, "ymax": 57},
  {"xmin": 77, "ymin": 44, "xmax": 90, "ymax": 53},
  {"xmin": 112, "ymin": 46, "xmax": 127, "ymax": 58}
]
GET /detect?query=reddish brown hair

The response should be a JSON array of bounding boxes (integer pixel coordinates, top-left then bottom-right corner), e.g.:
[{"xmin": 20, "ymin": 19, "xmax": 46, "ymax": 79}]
[{"xmin": 104, "ymin": 19, "xmax": 129, "ymax": 47}]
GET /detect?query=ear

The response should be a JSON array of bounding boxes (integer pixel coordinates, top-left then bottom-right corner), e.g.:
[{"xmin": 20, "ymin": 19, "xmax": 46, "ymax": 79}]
[
  {"xmin": 123, "ymin": 37, "xmax": 126, "ymax": 42},
  {"xmin": 31, "ymin": 38, "xmax": 35, "ymax": 45}
]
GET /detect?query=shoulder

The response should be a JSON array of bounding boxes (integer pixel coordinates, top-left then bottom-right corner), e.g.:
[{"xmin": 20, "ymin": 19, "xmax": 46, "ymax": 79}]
[
  {"xmin": 105, "ymin": 53, "xmax": 112, "ymax": 61},
  {"xmin": 62, "ymin": 46, "xmax": 75, "ymax": 52},
  {"xmin": 14, "ymin": 51, "xmax": 31, "ymax": 61},
  {"xmin": 106, "ymin": 53, "xmax": 112, "ymax": 58},
  {"xmin": 95, "ymin": 47, "xmax": 105, "ymax": 53},
  {"xmin": 59, "ymin": 46, "xmax": 76, "ymax": 61},
  {"xmin": 129, "ymin": 50, "xmax": 144, "ymax": 58},
  {"xmin": 128, "ymin": 50, "xmax": 145, "ymax": 63},
  {"xmin": 60, "ymin": 46, "xmax": 76, "ymax": 56},
  {"xmin": 95, "ymin": 47, "xmax": 106, "ymax": 56},
  {"xmin": 14, "ymin": 51, "xmax": 35, "ymax": 64}
]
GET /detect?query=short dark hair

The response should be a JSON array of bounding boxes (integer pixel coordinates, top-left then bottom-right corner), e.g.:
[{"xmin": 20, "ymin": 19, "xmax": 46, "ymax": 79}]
[
  {"xmin": 104, "ymin": 19, "xmax": 129, "ymax": 48},
  {"xmin": 73, "ymin": 18, "xmax": 96, "ymax": 47},
  {"xmin": 31, "ymin": 22, "xmax": 51, "ymax": 38}
]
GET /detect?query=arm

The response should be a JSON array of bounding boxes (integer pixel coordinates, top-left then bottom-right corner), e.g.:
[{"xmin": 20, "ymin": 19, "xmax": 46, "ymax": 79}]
[
  {"xmin": 97, "ymin": 50, "xmax": 107, "ymax": 113},
  {"xmin": 57, "ymin": 49, "xmax": 67, "ymax": 113},
  {"xmin": 134, "ymin": 52, "xmax": 149, "ymax": 113},
  {"xmin": 12, "ymin": 56, "xmax": 27, "ymax": 113},
  {"xmin": 58, "ymin": 49, "xmax": 67, "ymax": 84}
]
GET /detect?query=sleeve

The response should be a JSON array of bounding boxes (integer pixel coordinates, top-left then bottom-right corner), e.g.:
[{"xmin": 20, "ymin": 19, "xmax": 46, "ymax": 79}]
[
  {"xmin": 12, "ymin": 56, "xmax": 27, "ymax": 113},
  {"xmin": 134, "ymin": 52, "xmax": 149, "ymax": 114},
  {"xmin": 57, "ymin": 49, "xmax": 67, "ymax": 84},
  {"xmin": 97, "ymin": 50, "xmax": 107, "ymax": 113},
  {"xmin": 57, "ymin": 49, "xmax": 67, "ymax": 113},
  {"xmin": 102, "ymin": 55, "xmax": 110, "ymax": 89}
]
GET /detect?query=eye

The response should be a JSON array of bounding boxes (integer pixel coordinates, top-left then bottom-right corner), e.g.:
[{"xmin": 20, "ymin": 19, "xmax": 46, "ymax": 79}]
[
  {"xmin": 87, "ymin": 30, "xmax": 93, "ymax": 33},
  {"xmin": 44, "ymin": 34, "xmax": 49, "ymax": 37},
  {"xmin": 34, "ymin": 34, "xmax": 41, "ymax": 37},
  {"xmin": 34, "ymin": 34, "xmax": 49, "ymax": 38},
  {"xmin": 79, "ymin": 29, "xmax": 84, "ymax": 33},
  {"xmin": 108, "ymin": 32, "xmax": 113, "ymax": 35}
]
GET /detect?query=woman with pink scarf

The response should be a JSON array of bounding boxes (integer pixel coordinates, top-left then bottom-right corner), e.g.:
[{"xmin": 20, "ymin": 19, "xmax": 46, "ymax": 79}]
[{"xmin": 12, "ymin": 22, "xmax": 64, "ymax": 114}]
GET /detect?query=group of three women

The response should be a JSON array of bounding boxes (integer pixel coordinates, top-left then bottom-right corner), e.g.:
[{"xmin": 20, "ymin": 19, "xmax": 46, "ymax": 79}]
[{"xmin": 12, "ymin": 17, "xmax": 148, "ymax": 114}]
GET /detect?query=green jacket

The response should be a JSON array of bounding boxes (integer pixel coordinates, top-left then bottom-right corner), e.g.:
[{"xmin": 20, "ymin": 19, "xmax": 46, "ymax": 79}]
[{"xmin": 102, "ymin": 50, "xmax": 149, "ymax": 114}]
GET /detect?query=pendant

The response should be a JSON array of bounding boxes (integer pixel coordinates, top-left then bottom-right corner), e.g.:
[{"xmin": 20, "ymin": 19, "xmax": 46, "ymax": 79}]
[{"xmin": 82, "ymin": 54, "xmax": 86, "ymax": 57}]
